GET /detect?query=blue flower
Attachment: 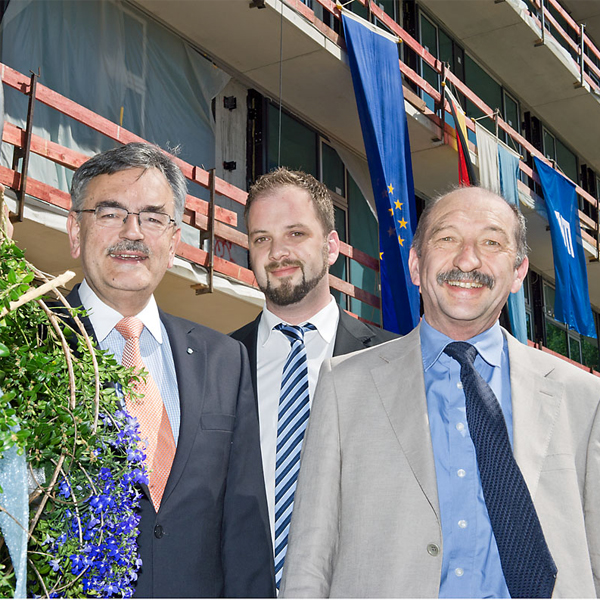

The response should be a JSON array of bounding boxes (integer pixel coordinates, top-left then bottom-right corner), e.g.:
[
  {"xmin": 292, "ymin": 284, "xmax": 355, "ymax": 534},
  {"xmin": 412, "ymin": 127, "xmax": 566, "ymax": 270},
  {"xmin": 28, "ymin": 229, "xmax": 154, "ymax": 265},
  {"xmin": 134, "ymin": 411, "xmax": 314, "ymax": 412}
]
[
  {"xmin": 58, "ymin": 478, "xmax": 71, "ymax": 499},
  {"xmin": 49, "ymin": 558, "xmax": 60, "ymax": 572}
]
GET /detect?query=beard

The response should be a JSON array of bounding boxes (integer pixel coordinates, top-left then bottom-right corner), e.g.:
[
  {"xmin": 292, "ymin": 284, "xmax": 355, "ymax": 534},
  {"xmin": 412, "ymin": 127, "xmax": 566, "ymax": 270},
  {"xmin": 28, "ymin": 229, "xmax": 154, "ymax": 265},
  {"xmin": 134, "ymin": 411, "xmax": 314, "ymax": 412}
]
[{"xmin": 260, "ymin": 247, "xmax": 329, "ymax": 307}]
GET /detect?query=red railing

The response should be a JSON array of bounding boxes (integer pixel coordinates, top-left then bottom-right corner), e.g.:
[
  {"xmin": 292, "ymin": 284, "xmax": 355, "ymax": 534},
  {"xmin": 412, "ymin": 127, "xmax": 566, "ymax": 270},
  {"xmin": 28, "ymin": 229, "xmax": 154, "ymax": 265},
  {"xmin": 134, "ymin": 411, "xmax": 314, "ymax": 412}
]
[
  {"xmin": 296, "ymin": 0, "xmax": 600, "ymax": 254},
  {"xmin": 0, "ymin": 62, "xmax": 382, "ymax": 321}
]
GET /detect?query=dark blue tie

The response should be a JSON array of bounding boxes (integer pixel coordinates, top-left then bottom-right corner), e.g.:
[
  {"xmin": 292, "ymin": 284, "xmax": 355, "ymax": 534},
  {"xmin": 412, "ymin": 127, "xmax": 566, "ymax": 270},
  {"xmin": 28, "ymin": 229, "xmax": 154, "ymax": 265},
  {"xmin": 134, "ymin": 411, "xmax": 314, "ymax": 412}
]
[
  {"xmin": 444, "ymin": 341, "xmax": 557, "ymax": 598},
  {"xmin": 273, "ymin": 322, "xmax": 316, "ymax": 589}
]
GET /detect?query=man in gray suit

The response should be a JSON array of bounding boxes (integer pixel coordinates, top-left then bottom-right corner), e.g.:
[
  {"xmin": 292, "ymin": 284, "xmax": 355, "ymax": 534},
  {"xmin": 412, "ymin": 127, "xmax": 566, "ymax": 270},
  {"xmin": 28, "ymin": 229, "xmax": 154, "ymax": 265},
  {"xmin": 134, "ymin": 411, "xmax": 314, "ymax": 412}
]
[
  {"xmin": 281, "ymin": 186, "xmax": 600, "ymax": 598},
  {"xmin": 231, "ymin": 168, "xmax": 396, "ymax": 588}
]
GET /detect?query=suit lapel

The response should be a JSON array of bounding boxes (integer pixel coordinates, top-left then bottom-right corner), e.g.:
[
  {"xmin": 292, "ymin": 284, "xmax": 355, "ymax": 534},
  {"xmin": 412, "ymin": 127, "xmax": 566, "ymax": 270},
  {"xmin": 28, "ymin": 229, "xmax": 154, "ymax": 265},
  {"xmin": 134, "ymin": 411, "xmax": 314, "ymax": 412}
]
[
  {"xmin": 506, "ymin": 332, "xmax": 562, "ymax": 498},
  {"xmin": 333, "ymin": 307, "xmax": 376, "ymax": 356},
  {"xmin": 371, "ymin": 325, "xmax": 440, "ymax": 518},
  {"xmin": 64, "ymin": 286, "xmax": 97, "ymax": 342},
  {"xmin": 159, "ymin": 313, "xmax": 207, "ymax": 506},
  {"xmin": 236, "ymin": 315, "xmax": 260, "ymax": 398}
]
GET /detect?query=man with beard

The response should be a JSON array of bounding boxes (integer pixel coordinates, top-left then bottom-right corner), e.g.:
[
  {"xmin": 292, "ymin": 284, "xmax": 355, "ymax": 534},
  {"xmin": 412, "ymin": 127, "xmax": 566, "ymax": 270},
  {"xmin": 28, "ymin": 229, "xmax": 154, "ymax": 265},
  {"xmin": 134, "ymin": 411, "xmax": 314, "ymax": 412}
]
[
  {"xmin": 279, "ymin": 186, "xmax": 600, "ymax": 598},
  {"xmin": 231, "ymin": 168, "xmax": 396, "ymax": 589},
  {"xmin": 65, "ymin": 142, "xmax": 274, "ymax": 597}
]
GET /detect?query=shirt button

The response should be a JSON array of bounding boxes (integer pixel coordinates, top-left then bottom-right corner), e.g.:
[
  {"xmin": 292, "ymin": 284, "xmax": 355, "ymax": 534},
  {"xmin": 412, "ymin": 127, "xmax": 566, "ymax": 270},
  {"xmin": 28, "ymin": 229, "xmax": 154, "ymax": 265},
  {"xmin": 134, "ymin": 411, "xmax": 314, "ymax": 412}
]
[
  {"xmin": 457, "ymin": 382, "xmax": 463, "ymax": 389},
  {"xmin": 154, "ymin": 525, "xmax": 164, "ymax": 539},
  {"xmin": 455, "ymin": 567, "xmax": 464, "ymax": 577},
  {"xmin": 427, "ymin": 543, "xmax": 440, "ymax": 557},
  {"xmin": 456, "ymin": 422, "xmax": 465, "ymax": 432},
  {"xmin": 457, "ymin": 469, "xmax": 466, "ymax": 478},
  {"xmin": 458, "ymin": 519, "xmax": 468, "ymax": 529}
]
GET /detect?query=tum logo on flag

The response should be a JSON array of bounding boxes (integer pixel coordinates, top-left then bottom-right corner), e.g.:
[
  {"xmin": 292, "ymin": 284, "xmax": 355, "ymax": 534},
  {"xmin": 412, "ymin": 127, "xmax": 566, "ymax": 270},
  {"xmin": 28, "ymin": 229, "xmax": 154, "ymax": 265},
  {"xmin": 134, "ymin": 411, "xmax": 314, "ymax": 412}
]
[{"xmin": 554, "ymin": 210, "xmax": 575, "ymax": 258}]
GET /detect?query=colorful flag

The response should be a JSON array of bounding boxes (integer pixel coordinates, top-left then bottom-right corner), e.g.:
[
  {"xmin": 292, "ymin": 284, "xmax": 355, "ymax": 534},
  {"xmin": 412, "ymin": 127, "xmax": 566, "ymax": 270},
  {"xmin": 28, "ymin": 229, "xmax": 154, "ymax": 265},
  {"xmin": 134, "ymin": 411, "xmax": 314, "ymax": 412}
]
[
  {"xmin": 342, "ymin": 10, "xmax": 420, "ymax": 334},
  {"xmin": 534, "ymin": 157, "xmax": 596, "ymax": 338},
  {"xmin": 445, "ymin": 86, "xmax": 478, "ymax": 186},
  {"xmin": 476, "ymin": 123, "xmax": 528, "ymax": 343}
]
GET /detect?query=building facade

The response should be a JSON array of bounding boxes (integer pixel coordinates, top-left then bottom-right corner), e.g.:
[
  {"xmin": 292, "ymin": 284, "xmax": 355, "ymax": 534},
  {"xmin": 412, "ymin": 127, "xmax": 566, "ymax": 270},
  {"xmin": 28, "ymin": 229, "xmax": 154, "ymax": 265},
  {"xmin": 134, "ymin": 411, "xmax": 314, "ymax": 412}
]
[{"xmin": 0, "ymin": 0, "xmax": 599, "ymax": 370}]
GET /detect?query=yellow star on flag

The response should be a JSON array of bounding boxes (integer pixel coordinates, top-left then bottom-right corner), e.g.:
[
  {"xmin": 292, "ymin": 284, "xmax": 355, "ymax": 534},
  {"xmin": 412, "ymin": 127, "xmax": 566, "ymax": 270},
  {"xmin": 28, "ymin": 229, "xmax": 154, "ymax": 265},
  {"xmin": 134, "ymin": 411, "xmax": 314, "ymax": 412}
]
[
  {"xmin": 388, "ymin": 226, "xmax": 395, "ymax": 237},
  {"xmin": 379, "ymin": 252, "xmax": 384, "ymax": 260},
  {"xmin": 398, "ymin": 235, "xmax": 405, "ymax": 246},
  {"xmin": 398, "ymin": 217, "xmax": 408, "ymax": 229},
  {"xmin": 394, "ymin": 200, "xmax": 403, "ymax": 210},
  {"xmin": 388, "ymin": 207, "xmax": 394, "ymax": 216},
  {"xmin": 388, "ymin": 183, "xmax": 394, "ymax": 195}
]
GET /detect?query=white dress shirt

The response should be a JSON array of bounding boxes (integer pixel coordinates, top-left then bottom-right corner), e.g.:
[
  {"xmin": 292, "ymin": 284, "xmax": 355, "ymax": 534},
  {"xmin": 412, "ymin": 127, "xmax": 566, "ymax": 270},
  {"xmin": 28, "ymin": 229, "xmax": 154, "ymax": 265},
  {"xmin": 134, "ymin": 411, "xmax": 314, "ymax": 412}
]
[
  {"xmin": 78, "ymin": 279, "xmax": 181, "ymax": 443},
  {"xmin": 256, "ymin": 296, "xmax": 339, "ymax": 543}
]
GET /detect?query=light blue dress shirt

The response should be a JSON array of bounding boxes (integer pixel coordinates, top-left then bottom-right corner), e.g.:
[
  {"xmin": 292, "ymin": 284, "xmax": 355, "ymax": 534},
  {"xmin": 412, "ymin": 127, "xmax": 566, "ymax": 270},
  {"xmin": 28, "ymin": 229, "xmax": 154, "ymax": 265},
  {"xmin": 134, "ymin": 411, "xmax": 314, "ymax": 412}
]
[
  {"xmin": 78, "ymin": 280, "xmax": 181, "ymax": 444},
  {"xmin": 420, "ymin": 317, "xmax": 512, "ymax": 598}
]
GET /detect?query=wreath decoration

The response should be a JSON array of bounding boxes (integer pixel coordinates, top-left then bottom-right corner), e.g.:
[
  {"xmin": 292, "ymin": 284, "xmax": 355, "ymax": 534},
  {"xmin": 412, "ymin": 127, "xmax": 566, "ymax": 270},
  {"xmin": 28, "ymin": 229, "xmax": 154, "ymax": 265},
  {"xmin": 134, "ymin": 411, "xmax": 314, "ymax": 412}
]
[{"xmin": 0, "ymin": 192, "xmax": 146, "ymax": 598}]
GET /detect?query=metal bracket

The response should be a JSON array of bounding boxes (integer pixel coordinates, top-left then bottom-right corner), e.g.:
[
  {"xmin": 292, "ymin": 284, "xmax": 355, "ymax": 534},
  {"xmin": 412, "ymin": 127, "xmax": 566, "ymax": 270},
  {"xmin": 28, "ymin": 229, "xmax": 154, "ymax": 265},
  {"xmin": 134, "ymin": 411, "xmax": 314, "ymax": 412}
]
[
  {"xmin": 12, "ymin": 70, "xmax": 39, "ymax": 222},
  {"xmin": 194, "ymin": 168, "xmax": 216, "ymax": 295},
  {"xmin": 534, "ymin": 0, "xmax": 545, "ymax": 46},
  {"xmin": 574, "ymin": 23, "xmax": 586, "ymax": 89}
]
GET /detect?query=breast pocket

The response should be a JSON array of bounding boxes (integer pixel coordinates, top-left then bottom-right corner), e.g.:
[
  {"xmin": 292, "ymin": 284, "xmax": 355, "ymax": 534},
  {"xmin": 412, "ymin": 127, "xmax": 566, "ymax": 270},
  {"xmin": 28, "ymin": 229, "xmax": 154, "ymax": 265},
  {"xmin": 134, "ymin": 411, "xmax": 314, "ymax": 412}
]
[{"xmin": 201, "ymin": 414, "xmax": 236, "ymax": 432}]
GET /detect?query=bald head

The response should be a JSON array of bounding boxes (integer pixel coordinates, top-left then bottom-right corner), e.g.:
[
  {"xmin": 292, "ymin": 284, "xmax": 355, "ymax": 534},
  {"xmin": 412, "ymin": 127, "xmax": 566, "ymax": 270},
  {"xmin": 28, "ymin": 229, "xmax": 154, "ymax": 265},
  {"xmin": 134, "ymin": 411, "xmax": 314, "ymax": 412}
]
[
  {"xmin": 412, "ymin": 187, "xmax": 528, "ymax": 268},
  {"xmin": 407, "ymin": 186, "xmax": 530, "ymax": 340}
]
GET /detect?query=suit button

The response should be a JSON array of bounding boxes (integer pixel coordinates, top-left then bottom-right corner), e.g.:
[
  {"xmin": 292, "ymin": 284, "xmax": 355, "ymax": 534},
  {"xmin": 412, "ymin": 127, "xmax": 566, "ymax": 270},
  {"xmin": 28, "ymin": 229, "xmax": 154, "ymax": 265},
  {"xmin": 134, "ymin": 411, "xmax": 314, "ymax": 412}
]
[
  {"xmin": 154, "ymin": 525, "xmax": 164, "ymax": 539},
  {"xmin": 427, "ymin": 543, "xmax": 440, "ymax": 556}
]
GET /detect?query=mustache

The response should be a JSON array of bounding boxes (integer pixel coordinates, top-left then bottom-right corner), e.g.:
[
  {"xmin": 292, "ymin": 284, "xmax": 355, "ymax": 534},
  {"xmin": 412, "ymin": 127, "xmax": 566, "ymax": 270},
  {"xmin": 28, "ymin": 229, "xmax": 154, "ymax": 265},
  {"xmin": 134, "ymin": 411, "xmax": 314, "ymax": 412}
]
[
  {"xmin": 436, "ymin": 269, "xmax": 495, "ymax": 289},
  {"xmin": 266, "ymin": 259, "xmax": 303, "ymax": 273},
  {"xmin": 107, "ymin": 240, "xmax": 150, "ymax": 256}
]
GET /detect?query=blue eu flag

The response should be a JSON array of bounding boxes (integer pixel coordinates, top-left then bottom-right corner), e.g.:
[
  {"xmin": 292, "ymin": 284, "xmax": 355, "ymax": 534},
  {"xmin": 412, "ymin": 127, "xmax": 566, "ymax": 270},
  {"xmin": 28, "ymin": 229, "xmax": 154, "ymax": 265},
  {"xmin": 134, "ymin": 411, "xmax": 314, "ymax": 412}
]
[
  {"xmin": 534, "ymin": 157, "xmax": 596, "ymax": 338},
  {"xmin": 342, "ymin": 12, "xmax": 420, "ymax": 334}
]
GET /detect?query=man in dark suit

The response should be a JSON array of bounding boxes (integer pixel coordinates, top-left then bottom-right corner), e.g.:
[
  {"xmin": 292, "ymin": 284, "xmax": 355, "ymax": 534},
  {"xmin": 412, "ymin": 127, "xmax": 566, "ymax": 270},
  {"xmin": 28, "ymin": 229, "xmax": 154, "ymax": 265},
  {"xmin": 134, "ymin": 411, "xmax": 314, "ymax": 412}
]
[
  {"xmin": 231, "ymin": 168, "xmax": 395, "ymax": 588},
  {"xmin": 65, "ymin": 142, "xmax": 275, "ymax": 598}
]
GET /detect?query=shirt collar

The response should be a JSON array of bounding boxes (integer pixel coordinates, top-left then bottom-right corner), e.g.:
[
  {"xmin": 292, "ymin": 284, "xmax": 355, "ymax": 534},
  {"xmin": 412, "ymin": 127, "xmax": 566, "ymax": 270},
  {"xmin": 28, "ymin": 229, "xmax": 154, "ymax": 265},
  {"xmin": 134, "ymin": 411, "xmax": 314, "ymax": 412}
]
[
  {"xmin": 258, "ymin": 296, "xmax": 339, "ymax": 347},
  {"xmin": 420, "ymin": 316, "xmax": 504, "ymax": 372},
  {"xmin": 78, "ymin": 279, "xmax": 163, "ymax": 343}
]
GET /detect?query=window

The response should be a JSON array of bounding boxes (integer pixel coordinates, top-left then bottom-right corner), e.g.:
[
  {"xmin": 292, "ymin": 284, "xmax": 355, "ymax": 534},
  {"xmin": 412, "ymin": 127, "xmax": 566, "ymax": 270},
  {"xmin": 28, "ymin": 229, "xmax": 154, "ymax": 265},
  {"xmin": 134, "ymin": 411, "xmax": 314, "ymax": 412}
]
[
  {"xmin": 322, "ymin": 141, "xmax": 349, "ymax": 308},
  {"xmin": 267, "ymin": 104, "xmax": 318, "ymax": 176},
  {"xmin": 377, "ymin": 1, "xmax": 400, "ymax": 23},
  {"xmin": 260, "ymin": 103, "xmax": 383, "ymax": 323},
  {"xmin": 543, "ymin": 127, "xmax": 556, "ymax": 162},
  {"xmin": 501, "ymin": 90, "xmax": 520, "ymax": 149},
  {"xmin": 419, "ymin": 14, "xmax": 439, "ymax": 112},
  {"xmin": 542, "ymin": 280, "xmax": 600, "ymax": 369},
  {"xmin": 523, "ymin": 273, "xmax": 534, "ymax": 341},
  {"xmin": 464, "ymin": 54, "xmax": 503, "ymax": 131}
]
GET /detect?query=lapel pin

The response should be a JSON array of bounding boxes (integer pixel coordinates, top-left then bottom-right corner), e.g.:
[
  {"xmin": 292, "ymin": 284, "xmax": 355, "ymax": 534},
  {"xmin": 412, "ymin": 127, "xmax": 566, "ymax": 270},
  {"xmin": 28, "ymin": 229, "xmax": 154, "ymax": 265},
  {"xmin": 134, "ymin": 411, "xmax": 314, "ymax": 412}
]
[{"xmin": 187, "ymin": 347, "xmax": 194, "ymax": 355}]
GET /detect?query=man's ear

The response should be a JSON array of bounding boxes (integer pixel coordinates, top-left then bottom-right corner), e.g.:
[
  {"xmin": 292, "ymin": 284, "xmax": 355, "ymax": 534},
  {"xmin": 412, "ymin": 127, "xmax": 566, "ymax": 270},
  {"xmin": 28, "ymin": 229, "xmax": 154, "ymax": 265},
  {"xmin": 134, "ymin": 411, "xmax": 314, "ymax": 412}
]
[
  {"xmin": 510, "ymin": 256, "xmax": 529, "ymax": 294},
  {"xmin": 67, "ymin": 212, "xmax": 82, "ymax": 259},
  {"xmin": 167, "ymin": 228, "xmax": 182, "ymax": 269},
  {"xmin": 408, "ymin": 247, "xmax": 421, "ymax": 287},
  {"xmin": 327, "ymin": 230, "xmax": 340, "ymax": 267}
]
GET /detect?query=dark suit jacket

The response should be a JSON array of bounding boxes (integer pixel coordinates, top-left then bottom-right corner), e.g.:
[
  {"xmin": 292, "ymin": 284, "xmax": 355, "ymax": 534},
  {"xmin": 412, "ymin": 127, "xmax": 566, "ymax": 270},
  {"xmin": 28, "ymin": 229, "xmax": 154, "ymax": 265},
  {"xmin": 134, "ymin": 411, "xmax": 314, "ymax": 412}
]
[
  {"xmin": 65, "ymin": 286, "xmax": 275, "ymax": 598},
  {"xmin": 230, "ymin": 304, "xmax": 398, "ymax": 395}
]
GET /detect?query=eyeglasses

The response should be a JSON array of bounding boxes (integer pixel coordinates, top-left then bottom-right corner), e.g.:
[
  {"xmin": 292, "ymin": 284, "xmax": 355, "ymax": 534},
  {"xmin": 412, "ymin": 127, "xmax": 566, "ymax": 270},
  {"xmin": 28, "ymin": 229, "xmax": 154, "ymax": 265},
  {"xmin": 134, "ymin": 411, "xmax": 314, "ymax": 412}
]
[{"xmin": 74, "ymin": 206, "xmax": 176, "ymax": 234}]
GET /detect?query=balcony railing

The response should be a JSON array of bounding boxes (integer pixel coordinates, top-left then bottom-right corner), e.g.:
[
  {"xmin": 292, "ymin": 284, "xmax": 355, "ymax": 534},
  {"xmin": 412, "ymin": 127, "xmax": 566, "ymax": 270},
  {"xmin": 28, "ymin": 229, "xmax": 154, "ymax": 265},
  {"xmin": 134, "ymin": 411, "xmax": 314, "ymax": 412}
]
[
  {"xmin": 294, "ymin": 0, "xmax": 600, "ymax": 258},
  {"xmin": 0, "ymin": 63, "xmax": 382, "ymax": 324}
]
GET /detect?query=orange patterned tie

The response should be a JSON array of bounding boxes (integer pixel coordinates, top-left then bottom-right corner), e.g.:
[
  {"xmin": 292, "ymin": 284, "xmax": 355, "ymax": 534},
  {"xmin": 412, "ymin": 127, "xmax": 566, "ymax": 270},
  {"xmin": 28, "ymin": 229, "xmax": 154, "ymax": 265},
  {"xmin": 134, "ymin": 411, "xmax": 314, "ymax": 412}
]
[{"xmin": 115, "ymin": 317, "xmax": 176, "ymax": 511}]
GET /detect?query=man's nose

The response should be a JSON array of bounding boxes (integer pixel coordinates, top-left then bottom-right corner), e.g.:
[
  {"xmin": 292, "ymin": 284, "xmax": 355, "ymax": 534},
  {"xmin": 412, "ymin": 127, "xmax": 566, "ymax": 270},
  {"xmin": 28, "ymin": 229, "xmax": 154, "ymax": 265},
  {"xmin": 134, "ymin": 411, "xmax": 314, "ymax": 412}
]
[
  {"xmin": 453, "ymin": 242, "xmax": 482, "ymax": 272},
  {"xmin": 120, "ymin": 212, "xmax": 144, "ymax": 239}
]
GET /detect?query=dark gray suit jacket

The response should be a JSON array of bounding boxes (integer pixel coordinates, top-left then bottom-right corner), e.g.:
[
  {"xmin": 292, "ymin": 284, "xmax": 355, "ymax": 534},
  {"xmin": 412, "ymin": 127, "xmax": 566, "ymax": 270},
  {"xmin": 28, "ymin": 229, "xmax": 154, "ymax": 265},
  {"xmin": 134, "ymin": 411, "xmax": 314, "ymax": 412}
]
[
  {"xmin": 66, "ymin": 286, "xmax": 275, "ymax": 598},
  {"xmin": 230, "ymin": 304, "xmax": 398, "ymax": 396}
]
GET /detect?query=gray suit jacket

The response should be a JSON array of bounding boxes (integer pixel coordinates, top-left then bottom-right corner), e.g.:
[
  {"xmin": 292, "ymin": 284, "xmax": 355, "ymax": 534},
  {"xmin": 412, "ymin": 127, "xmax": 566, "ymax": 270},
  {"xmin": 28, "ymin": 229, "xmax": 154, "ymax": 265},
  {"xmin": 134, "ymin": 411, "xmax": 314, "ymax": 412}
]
[{"xmin": 280, "ymin": 324, "xmax": 600, "ymax": 598}]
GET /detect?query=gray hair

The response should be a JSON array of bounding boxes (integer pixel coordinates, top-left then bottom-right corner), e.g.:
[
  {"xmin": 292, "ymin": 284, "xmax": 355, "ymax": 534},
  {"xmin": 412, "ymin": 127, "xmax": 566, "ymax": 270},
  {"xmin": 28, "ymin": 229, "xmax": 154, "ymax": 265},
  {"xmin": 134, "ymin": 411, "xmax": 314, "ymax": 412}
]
[
  {"xmin": 411, "ymin": 186, "xmax": 529, "ymax": 268},
  {"xmin": 70, "ymin": 142, "xmax": 187, "ymax": 226}
]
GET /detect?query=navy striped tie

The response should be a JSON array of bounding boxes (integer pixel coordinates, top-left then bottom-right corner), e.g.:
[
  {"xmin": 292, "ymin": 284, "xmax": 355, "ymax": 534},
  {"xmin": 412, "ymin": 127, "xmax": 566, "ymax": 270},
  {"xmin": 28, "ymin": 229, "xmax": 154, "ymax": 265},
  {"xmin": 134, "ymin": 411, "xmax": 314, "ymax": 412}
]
[
  {"xmin": 273, "ymin": 322, "xmax": 316, "ymax": 589},
  {"xmin": 444, "ymin": 341, "xmax": 557, "ymax": 598}
]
